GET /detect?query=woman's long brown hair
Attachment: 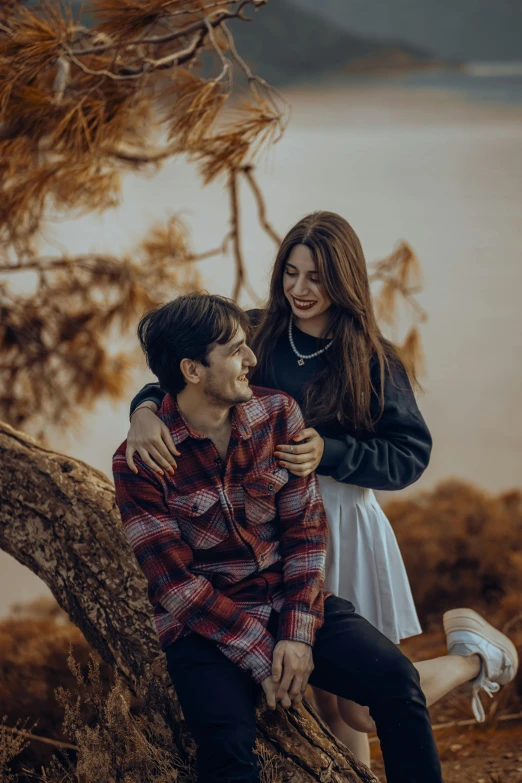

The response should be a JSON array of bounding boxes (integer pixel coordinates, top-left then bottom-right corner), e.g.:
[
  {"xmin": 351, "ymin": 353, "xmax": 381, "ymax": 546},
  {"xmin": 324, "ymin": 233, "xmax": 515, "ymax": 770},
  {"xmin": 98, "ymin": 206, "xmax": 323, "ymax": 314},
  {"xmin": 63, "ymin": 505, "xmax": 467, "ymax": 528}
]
[{"xmin": 250, "ymin": 211, "xmax": 407, "ymax": 431}]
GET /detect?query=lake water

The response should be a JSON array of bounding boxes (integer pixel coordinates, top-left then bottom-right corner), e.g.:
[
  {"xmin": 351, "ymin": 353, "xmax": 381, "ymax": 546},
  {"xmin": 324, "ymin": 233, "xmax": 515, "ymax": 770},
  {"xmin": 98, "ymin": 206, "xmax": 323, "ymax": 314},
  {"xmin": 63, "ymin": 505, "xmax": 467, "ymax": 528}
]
[{"xmin": 2, "ymin": 77, "xmax": 522, "ymax": 615}]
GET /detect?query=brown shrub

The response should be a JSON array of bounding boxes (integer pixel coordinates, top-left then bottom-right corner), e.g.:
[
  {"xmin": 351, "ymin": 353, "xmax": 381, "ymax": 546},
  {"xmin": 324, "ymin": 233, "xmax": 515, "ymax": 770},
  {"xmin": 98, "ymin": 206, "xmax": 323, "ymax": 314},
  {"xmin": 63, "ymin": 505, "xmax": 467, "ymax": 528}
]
[
  {"xmin": 385, "ymin": 479, "xmax": 522, "ymax": 713},
  {"xmin": 384, "ymin": 480, "xmax": 522, "ymax": 626},
  {"xmin": 50, "ymin": 654, "xmax": 194, "ymax": 783}
]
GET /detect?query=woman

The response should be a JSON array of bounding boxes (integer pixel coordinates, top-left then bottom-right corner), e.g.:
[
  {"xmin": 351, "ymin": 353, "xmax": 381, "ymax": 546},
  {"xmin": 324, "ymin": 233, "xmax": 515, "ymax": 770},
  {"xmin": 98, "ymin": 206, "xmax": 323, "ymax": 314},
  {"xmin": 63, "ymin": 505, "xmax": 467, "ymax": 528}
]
[{"xmin": 125, "ymin": 212, "xmax": 517, "ymax": 765}]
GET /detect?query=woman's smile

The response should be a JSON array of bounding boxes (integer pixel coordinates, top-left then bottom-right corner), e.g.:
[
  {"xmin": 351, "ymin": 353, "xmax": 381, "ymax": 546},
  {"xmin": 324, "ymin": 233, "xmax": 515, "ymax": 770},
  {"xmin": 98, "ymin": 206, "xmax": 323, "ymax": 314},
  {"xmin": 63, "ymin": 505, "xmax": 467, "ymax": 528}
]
[{"xmin": 292, "ymin": 296, "xmax": 318, "ymax": 311}]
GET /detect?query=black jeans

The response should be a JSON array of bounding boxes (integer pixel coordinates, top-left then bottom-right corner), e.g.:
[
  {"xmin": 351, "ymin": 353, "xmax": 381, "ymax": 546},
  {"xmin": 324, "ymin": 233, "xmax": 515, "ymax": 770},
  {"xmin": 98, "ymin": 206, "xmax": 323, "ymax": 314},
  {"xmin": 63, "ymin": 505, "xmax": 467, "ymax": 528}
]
[{"xmin": 166, "ymin": 595, "xmax": 443, "ymax": 783}]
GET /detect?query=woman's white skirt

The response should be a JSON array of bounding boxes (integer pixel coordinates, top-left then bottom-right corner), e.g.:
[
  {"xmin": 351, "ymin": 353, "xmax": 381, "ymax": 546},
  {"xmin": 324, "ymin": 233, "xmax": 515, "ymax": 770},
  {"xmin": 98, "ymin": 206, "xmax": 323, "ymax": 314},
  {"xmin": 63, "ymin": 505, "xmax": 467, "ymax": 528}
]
[{"xmin": 317, "ymin": 475, "xmax": 422, "ymax": 644}]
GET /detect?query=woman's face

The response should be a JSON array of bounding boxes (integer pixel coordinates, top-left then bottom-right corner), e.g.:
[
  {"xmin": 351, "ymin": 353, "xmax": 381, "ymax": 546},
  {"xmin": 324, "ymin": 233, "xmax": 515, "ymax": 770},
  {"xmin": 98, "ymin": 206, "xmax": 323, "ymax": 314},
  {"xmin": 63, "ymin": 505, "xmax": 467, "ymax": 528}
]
[{"xmin": 282, "ymin": 244, "xmax": 331, "ymax": 321}]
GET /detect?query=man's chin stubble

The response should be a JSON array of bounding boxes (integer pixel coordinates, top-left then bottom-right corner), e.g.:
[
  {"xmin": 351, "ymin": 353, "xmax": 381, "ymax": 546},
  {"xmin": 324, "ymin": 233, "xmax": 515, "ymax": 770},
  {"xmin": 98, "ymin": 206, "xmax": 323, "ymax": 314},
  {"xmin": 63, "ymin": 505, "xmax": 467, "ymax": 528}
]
[
  {"xmin": 207, "ymin": 387, "xmax": 253, "ymax": 407},
  {"xmin": 235, "ymin": 387, "xmax": 253, "ymax": 404},
  {"xmin": 231, "ymin": 386, "xmax": 253, "ymax": 405}
]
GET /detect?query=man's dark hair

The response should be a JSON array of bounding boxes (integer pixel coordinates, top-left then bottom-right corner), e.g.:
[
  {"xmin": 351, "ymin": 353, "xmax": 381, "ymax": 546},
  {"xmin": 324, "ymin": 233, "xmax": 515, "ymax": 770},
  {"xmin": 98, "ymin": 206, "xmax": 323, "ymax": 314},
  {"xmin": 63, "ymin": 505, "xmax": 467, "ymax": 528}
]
[{"xmin": 137, "ymin": 292, "xmax": 251, "ymax": 395}]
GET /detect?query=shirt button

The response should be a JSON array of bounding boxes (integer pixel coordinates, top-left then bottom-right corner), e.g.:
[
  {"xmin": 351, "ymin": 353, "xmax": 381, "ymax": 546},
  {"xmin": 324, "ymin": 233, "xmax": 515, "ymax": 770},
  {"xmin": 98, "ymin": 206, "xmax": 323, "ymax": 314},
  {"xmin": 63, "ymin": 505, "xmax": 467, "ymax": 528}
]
[
  {"xmin": 215, "ymin": 456, "xmax": 221, "ymax": 464},
  {"xmin": 268, "ymin": 484, "xmax": 274, "ymax": 492},
  {"xmin": 260, "ymin": 554, "xmax": 265, "ymax": 562},
  {"xmin": 191, "ymin": 504, "xmax": 198, "ymax": 512}
]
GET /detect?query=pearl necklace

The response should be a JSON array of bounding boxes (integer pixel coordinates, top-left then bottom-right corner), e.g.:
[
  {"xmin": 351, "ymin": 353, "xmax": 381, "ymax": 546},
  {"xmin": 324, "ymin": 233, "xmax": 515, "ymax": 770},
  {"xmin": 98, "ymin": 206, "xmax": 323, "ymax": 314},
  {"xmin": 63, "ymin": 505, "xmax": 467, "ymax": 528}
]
[{"xmin": 288, "ymin": 315, "xmax": 334, "ymax": 366}]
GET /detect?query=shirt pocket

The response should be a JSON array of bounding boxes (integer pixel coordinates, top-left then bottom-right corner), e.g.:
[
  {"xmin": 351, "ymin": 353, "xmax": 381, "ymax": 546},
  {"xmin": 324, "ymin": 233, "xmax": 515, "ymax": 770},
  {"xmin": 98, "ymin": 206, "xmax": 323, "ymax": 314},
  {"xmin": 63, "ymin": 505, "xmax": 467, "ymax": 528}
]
[
  {"xmin": 242, "ymin": 468, "xmax": 288, "ymax": 526},
  {"xmin": 169, "ymin": 488, "xmax": 228, "ymax": 550}
]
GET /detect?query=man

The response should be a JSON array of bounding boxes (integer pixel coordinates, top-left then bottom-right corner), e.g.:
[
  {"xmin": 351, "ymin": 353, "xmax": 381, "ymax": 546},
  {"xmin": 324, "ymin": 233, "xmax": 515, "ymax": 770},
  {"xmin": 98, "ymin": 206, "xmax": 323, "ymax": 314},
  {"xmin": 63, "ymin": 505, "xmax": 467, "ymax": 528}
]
[{"xmin": 112, "ymin": 293, "xmax": 502, "ymax": 783}]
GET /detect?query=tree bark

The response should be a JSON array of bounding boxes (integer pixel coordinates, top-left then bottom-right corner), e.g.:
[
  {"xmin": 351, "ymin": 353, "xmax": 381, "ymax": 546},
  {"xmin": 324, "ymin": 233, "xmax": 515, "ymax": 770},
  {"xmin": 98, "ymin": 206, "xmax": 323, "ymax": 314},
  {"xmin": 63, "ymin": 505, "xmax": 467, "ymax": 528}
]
[{"xmin": 0, "ymin": 421, "xmax": 379, "ymax": 782}]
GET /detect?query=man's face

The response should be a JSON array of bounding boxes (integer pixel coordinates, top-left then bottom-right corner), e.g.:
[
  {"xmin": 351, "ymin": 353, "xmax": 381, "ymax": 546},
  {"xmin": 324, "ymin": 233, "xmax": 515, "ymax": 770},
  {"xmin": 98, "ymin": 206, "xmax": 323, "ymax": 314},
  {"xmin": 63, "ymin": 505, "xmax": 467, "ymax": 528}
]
[{"xmin": 202, "ymin": 325, "xmax": 257, "ymax": 406}]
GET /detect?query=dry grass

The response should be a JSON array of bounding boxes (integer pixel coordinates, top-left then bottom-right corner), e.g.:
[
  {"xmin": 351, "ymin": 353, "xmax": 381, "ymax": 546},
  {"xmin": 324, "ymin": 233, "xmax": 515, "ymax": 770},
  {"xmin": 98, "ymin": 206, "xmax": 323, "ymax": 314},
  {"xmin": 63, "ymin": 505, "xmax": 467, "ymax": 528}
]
[
  {"xmin": 0, "ymin": 599, "xmax": 111, "ymax": 778},
  {"xmin": 1, "ymin": 716, "xmax": 32, "ymax": 782},
  {"xmin": 0, "ymin": 600, "xmax": 197, "ymax": 782}
]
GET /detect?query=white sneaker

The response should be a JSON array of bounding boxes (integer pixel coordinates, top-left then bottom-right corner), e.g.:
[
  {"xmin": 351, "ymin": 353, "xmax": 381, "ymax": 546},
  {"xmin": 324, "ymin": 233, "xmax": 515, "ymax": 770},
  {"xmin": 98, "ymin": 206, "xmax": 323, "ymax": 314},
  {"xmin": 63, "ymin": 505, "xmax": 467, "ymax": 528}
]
[{"xmin": 443, "ymin": 608, "xmax": 519, "ymax": 723}]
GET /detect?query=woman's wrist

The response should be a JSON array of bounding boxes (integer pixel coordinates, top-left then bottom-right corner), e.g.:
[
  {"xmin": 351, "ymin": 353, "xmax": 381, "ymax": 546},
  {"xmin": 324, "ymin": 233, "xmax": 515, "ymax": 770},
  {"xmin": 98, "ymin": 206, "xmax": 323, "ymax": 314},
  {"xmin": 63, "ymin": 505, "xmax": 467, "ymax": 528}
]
[{"xmin": 130, "ymin": 401, "xmax": 158, "ymax": 421}]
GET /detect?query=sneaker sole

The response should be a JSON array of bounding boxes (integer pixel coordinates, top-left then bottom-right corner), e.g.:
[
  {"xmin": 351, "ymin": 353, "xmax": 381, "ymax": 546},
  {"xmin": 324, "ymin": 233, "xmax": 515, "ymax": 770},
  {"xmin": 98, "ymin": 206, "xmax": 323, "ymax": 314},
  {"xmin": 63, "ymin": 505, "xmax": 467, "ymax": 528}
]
[{"xmin": 443, "ymin": 608, "xmax": 519, "ymax": 684}]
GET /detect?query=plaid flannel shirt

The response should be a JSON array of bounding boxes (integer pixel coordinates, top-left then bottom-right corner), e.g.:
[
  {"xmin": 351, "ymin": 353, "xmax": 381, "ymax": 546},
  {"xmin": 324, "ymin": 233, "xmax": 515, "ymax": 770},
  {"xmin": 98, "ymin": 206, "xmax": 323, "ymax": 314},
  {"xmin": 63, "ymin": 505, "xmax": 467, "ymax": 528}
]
[{"xmin": 113, "ymin": 387, "xmax": 328, "ymax": 684}]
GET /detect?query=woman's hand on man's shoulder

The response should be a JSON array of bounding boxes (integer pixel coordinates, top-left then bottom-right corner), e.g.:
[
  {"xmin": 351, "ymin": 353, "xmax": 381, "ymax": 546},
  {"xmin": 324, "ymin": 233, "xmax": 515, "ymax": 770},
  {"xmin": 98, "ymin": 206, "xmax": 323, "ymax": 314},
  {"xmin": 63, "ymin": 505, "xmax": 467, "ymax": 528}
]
[{"xmin": 126, "ymin": 405, "xmax": 180, "ymax": 477}]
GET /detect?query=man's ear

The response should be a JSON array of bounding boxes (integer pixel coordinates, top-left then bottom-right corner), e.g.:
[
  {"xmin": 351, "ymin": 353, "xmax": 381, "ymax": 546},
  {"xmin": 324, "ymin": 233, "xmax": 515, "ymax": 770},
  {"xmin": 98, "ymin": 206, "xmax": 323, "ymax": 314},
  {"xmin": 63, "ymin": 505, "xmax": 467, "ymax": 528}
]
[{"xmin": 179, "ymin": 358, "xmax": 202, "ymax": 386}]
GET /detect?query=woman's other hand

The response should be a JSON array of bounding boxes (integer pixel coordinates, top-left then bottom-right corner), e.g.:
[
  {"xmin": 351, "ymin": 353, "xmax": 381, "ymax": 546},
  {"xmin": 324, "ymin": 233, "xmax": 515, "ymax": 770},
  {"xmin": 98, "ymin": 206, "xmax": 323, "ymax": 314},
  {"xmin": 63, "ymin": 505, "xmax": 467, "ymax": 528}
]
[
  {"xmin": 274, "ymin": 427, "xmax": 325, "ymax": 477},
  {"xmin": 126, "ymin": 403, "xmax": 180, "ymax": 476}
]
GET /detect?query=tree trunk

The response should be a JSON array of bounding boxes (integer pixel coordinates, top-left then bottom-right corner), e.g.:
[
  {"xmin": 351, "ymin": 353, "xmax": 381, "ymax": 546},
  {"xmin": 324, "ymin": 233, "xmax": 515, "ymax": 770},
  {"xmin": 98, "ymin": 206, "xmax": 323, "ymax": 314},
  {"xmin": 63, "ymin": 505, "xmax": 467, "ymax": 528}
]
[{"xmin": 0, "ymin": 421, "xmax": 379, "ymax": 782}]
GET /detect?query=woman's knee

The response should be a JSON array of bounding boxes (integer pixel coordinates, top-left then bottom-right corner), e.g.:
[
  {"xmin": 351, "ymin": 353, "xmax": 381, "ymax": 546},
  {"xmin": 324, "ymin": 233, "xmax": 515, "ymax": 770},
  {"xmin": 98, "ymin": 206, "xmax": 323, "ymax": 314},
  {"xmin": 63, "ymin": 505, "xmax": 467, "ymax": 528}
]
[
  {"xmin": 337, "ymin": 698, "xmax": 375, "ymax": 734},
  {"xmin": 309, "ymin": 686, "xmax": 341, "ymax": 723}
]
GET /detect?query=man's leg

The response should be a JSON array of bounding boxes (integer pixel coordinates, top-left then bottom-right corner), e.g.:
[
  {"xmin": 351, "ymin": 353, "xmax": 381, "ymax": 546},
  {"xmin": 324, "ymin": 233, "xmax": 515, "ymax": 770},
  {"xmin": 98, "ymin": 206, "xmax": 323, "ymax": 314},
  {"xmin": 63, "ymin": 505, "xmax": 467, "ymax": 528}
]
[
  {"xmin": 166, "ymin": 633, "xmax": 260, "ymax": 783},
  {"xmin": 309, "ymin": 595, "xmax": 443, "ymax": 783}
]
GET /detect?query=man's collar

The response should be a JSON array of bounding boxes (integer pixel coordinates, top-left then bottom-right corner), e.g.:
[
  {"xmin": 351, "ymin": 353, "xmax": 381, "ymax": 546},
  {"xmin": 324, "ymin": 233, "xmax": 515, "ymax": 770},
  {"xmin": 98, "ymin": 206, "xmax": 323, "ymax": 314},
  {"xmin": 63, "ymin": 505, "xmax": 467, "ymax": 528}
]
[{"xmin": 159, "ymin": 390, "xmax": 270, "ymax": 444}]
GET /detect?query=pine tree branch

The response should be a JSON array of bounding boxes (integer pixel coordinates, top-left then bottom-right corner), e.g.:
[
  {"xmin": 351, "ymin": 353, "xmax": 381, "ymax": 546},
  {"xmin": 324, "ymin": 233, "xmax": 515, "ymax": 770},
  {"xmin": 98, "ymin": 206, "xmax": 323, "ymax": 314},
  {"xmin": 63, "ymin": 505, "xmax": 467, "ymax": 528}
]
[
  {"xmin": 104, "ymin": 144, "xmax": 181, "ymax": 164},
  {"xmin": 229, "ymin": 166, "xmax": 245, "ymax": 302},
  {"xmin": 190, "ymin": 233, "xmax": 233, "ymax": 262},
  {"xmin": 68, "ymin": 1, "xmax": 254, "ymax": 61},
  {"xmin": 169, "ymin": 1, "xmax": 239, "ymax": 18},
  {"xmin": 0, "ymin": 255, "xmax": 122, "ymax": 274},
  {"xmin": 221, "ymin": 20, "xmax": 285, "ymax": 122},
  {"xmin": 204, "ymin": 16, "xmax": 233, "ymax": 96},
  {"xmin": 65, "ymin": 29, "xmax": 207, "ymax": 80},
  {"xmin": 369, "ymin": 272, "xmax": 427, "ymax": 323},
  {"xmin": 241, "ymin": 164, "xmax": 281, "ymax": 246},
  {"xmin": 0, "ymin": 241, "xmax": 231, "ymax": 274}
]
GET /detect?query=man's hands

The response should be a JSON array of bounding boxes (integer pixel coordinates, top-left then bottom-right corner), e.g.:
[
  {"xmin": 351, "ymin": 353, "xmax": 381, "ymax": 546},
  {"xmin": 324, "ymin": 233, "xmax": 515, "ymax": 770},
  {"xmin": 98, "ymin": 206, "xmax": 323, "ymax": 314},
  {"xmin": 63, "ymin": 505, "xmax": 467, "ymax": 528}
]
[
  {"xmin": 261, "ymin": 640, "xmax": 313, "ymax": 710},
  {"xmin": 261, "ymin": 675, "xmax": 283, "ymax": 710},
  {"xmin": 274, "ymin": 428, "xmax": 324, "ymax": 478}
]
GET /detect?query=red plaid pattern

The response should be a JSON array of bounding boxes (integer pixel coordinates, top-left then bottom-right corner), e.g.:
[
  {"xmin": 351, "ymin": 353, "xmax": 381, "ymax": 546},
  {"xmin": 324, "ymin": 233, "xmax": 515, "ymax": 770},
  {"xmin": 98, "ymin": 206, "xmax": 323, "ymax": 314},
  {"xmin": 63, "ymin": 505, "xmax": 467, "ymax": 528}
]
[{"xmin": 113, "ymin": 387, "xmax": 328, "ymax": 683}]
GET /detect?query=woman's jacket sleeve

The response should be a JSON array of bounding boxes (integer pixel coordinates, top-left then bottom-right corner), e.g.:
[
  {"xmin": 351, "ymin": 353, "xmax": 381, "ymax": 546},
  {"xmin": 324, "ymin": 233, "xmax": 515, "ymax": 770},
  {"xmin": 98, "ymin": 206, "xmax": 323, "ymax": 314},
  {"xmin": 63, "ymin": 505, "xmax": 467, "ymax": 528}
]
[
  {"xmin": 318, "ymin": 361, "xmax": 432, "ymax": 491},
  {"xmin": 129, "ymin": 383, "xmax": 166, "ymax": 418}
]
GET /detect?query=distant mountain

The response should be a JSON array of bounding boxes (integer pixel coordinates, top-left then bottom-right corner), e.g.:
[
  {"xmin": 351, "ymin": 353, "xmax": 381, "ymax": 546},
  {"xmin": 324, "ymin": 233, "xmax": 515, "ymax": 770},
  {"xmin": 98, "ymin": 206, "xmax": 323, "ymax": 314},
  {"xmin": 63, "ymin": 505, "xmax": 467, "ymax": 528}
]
[
  {"xmin": 289, "ymin": 0, "xmax": 522, "ymax": 62},
  {"xmin": 68, "ymin": 0, "xmax": 434, "ymax": 86},
  {"xmin": 227, "ymin": 0, "xmax": 434, "ymax": 85}
]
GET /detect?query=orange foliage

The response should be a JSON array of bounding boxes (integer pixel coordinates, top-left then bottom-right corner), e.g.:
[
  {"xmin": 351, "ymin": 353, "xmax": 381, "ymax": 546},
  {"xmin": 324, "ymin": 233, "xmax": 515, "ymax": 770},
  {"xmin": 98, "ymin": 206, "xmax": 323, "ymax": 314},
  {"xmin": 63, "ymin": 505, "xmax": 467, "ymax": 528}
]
[
  {"xmin": 0, "ymin": 0, "xmax": 286, "ymax": 250},
  {"xmin": 0, "ymin": 0, "xmax": 286, "ymax": 437},
  {"xmin": 0, "ymin": 218, "xmax": 201, "ymax": 436},
  {"xmin": 370, "ymin": 239, "xmax": 427, "ymax": 380}
]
